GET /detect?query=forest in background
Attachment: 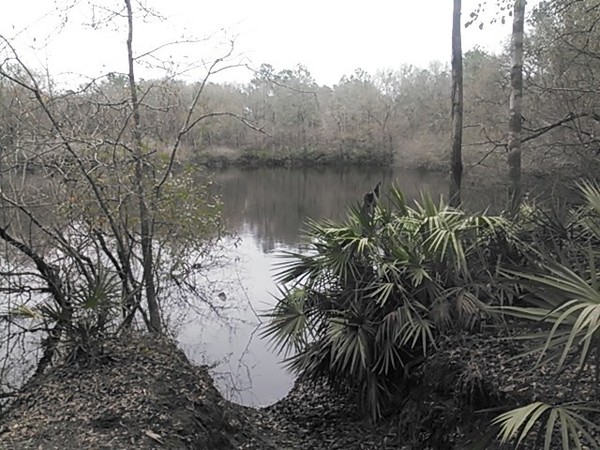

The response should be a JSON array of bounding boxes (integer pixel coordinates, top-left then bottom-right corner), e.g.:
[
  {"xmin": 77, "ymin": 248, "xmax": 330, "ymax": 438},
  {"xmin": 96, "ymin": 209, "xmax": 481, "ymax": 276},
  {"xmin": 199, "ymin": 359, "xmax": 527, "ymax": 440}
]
[{"xmin": 2, "ymin": 0, "xmax": 598, "ymax": 182}]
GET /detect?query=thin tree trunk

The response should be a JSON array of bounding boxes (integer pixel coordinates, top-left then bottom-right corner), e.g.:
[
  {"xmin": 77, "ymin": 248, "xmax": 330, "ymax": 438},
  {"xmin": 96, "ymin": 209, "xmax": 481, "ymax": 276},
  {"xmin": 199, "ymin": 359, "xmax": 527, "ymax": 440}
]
[
  {"xmin": 125, "ymin": 0, "xmax": 161, "ymax": 333},
  {"xmin": 450, "ymin": 0, "xmax": 463, "ymax": 207},
  {"xmin": 508, "ymin": 0, "xmax": 526, "ymax": 214}
]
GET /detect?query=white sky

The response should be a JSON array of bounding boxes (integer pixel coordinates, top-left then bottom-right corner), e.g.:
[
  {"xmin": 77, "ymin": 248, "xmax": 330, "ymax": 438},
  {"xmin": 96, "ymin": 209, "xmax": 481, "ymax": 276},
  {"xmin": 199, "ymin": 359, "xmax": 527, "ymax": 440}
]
[{"xmin": 0, "ymin": 0, "xmax": 519, "ymax": 87}]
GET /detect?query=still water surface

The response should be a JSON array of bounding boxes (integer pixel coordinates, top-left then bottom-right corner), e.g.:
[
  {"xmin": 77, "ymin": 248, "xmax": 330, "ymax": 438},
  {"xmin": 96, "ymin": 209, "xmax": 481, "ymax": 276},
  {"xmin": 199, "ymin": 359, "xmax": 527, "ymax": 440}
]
[{"xmin": 176, "ymin": 166, "xmax": 451, "ymax": 406}]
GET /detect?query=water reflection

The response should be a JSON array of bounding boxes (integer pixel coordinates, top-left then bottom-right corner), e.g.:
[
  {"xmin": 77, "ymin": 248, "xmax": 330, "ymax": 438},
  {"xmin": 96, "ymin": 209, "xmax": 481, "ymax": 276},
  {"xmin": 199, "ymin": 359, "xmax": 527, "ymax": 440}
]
[
  {"xmin": 177, "ymin": 233, "xmax": 296, "ymax": 406},
  {"xmin": 216, "ymin": 166, "xmax": 447, "ymax": 251},
  {"xmin": 177, "ymin": 166, "xmax": 448, "ymax": 406}
]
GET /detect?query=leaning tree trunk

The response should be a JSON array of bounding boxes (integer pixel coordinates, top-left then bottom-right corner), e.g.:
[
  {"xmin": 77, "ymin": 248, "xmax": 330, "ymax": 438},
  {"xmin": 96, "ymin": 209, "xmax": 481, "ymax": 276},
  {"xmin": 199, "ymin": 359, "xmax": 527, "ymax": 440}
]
[
  {"xmin": 507, "ymin": 0, "xmax": 526, "ymax": 214},
  {"xmin": 449, "ymin": 0, "xmax": 464, "ymax": 207}
]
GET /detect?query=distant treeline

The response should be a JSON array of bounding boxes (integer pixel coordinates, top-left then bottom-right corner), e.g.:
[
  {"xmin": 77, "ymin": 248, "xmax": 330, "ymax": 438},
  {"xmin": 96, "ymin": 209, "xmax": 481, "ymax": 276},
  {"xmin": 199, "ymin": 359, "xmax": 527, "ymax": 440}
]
[{"xmin": 2, "ymin": 0, "xmax": 599, "ymax": 180}]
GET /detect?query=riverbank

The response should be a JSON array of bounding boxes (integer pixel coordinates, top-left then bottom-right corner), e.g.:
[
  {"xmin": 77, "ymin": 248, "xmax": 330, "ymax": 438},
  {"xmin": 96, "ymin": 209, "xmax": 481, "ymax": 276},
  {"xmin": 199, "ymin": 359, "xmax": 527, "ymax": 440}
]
[
  {"xmin": 0, "ymin": 329, "xmax": 596, "ymax": 449},
  {"xmin": 195, "ymin": 146, "xmax": 426, "ymax": 171},
  {"xmin": 194, "ymin": 146, "xmax": 596, "ymax": 184},
  {"xmin": 0, "ymin": 333, "xmax": 276, "ymax": 450}
]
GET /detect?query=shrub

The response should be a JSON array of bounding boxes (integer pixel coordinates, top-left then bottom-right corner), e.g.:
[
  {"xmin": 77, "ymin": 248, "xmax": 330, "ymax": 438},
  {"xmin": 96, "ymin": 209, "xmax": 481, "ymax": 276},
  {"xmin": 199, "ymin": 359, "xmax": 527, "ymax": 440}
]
[
  {"xmin": 481, "ymin": 181, "xmax": 600, "ymax": 449},
  {"xmin": 263, "ymin": 186, "xmax": 513, "ymax": 420}
]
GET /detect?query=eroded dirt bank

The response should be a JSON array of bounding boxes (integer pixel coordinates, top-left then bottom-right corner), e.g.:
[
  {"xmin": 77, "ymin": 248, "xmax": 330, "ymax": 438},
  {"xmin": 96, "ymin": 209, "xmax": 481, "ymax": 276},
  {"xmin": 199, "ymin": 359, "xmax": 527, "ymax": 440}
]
[{"xmin": 0, "ymin": 331, "xmax": 597, "ymax": 449}]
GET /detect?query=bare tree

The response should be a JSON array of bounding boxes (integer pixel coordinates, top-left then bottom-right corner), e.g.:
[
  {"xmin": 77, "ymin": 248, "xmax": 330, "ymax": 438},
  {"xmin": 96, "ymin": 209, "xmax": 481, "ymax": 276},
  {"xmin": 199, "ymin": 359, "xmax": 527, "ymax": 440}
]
[
  {"xmin": 507, "ymin": 0, "xmax": 526, "ymax": 213},
  {"xmin": 522, "ymin": 0, "xmax": 600, "ymax": 174},
  {"xmin": 125, "ymin": 0, "xmax": 160, "ymax": 331},
  {"xmin": 450, "ymin": 0, "xmax": 464, "ymax": 207},
  {"xmin": 0, "ymin": 0, "xmax": 236, "ymax": 378}
]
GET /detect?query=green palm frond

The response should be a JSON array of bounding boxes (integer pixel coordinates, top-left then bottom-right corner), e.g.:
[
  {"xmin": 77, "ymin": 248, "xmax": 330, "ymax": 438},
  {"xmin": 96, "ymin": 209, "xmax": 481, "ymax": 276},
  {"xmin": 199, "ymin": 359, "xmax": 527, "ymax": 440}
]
[
  {"xmin": 578, "ymin": 181, "xmax": 600, "ymax": 240},
  {"xmin": 455, "ymin": 290, "xmax": 487, "ymax": 324},
  {"xmin": 72, "ymin": 268, "xmax": 120, "ymax": 309},
  {"xmin": 327, "ymin": 316, "xmax": 373, "ymax": 375},
  {"xmin": 492, "ymin": 401, "xmax": 600, "ymax": 450},
  {"xmin": 407, "ymin": 264, "xmax": 429, "ymax": 287},
  {"xmin": 578, "ymin": 180, "xmax": 600, "ymax": 215},
  {"xmin": 397, "ymin": 302, "xmax": 436, "ymax": 354},
  {"xmin": 262, "ymin": 287, "xmax": 311, "ymax": 355},
  {"xmin": 37, "ymin": 301, "xmax": 65, "ymax": 323},
  {"xmin": 388, "ymin": 185, "xmax": 409, "ymax": 216},
  {"xmin": 430, "ymin": 288, "xmax": 487, "ymax": 330},
  {"xmin": 2, "ymin": 304, "xmax": 40, "ymax": 319},
  {"xmin": 511, "ymin": 263, "xmax": 600, "ymax": 303},
  {"xmin": 273, "ymin": 251, "xmax": 316, "ymax": 285},
  {"xmin": 374, "ymin": 339, "xmax": 404, "ymax": 375},
  {"xmin": 368, "ymin": 281, "xmax": 396, "ymax": 306},
  {"xmin": 412, "ymin": 191, "xmax": 446, "ymax": 218},
  {"xmin": 501, "ymin": 262, "xmax": 600, "ymax": 372}
]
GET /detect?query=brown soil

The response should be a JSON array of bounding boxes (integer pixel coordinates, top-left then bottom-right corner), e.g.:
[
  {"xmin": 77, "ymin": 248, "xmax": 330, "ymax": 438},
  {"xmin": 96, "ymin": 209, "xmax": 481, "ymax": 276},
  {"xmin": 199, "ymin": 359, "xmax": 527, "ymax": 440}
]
[
  {"xmin": 0, "ymin": 333, "xmax": 279, "ymax": 450},
  {"xmin": 0, "ymin": 328, "xmax": 598, "ymax": 450}
]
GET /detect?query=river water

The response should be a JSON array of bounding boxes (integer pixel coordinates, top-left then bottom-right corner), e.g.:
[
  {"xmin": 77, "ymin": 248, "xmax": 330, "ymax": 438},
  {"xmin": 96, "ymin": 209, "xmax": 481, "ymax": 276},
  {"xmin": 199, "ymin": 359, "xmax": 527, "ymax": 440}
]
[
  {"xmin": 175, "ymin": 166, "xmax": 459, "ymax": 407},
  {"xmin": 0, "ymin": 165, "xmax": 555, "ymax": 406}
]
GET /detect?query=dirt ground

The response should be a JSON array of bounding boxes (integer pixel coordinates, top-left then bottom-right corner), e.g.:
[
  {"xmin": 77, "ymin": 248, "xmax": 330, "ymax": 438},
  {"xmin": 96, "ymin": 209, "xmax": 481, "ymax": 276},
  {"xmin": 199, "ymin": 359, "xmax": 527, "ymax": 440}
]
[{"xmin": 0, "ymin": 329, "xmax": 597, "ymax": 449}]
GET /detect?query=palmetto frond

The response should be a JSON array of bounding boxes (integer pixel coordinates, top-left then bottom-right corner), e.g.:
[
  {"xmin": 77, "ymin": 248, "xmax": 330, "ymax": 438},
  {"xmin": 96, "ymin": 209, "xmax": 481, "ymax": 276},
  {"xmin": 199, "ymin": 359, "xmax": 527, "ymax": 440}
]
[
  {"xmin": 492, "ymin": 401, "xmax": 600, "ymax": 450},
  {"xmin": 576, "ymin": 180, "xmax": 600, "ymax": 241},
  {"xmin": 500, "ymin": 259, "xmax": 600, "ymax": 372},
  {"xmin": 262, "ymin": 287, "xmax": 312, "ymax": 355},
  {"xmin": 327, "ymin": 312, "xmax": 375, "ymax": 375}
]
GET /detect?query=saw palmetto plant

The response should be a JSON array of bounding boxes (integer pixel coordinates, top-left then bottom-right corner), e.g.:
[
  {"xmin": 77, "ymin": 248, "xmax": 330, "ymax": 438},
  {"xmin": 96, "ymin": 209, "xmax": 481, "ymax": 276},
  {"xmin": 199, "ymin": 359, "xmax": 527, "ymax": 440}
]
[
  {"xmin": 486, "ymin": 181, "xmax": 600, "ymax": 450},
  {"xmin": 263, "ymin": 186, "xmax": 513, "ymax": 420}
]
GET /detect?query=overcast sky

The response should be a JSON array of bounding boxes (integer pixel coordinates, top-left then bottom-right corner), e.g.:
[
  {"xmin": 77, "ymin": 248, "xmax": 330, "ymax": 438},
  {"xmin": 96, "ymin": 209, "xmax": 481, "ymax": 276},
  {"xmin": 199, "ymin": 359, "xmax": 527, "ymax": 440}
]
[{"xmin": 1, "ymin": 0, "xmax": 521, "ymax": 87}]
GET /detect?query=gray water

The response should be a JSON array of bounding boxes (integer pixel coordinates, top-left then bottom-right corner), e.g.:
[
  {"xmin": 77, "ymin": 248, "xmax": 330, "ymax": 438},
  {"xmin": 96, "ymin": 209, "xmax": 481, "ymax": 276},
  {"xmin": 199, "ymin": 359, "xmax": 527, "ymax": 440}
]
[{"xmin": 176, "ymin": 166, "xmax": 451, "ymax": 406}]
